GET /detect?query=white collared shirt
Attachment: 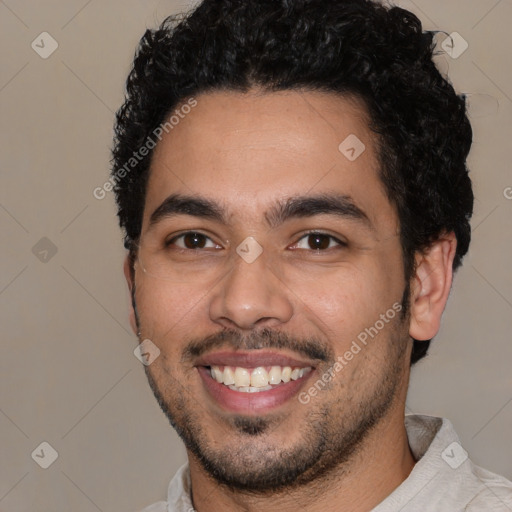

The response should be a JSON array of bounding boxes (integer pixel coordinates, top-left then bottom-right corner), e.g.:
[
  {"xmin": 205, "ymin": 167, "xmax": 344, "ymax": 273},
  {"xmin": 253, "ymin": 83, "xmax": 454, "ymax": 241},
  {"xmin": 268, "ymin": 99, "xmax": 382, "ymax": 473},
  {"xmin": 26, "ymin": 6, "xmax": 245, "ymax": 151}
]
[{"xmin": 138, "ymin": 415, "xmax": 512, "ymax": 511}]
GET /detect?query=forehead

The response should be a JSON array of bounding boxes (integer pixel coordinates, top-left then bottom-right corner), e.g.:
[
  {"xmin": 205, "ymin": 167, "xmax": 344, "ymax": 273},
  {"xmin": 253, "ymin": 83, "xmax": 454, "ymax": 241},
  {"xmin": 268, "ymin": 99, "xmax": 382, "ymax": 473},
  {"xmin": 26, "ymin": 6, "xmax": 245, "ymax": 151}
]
[{"xmin": 143, "ymin": 89, "xmax": 397, "ymax": 233}]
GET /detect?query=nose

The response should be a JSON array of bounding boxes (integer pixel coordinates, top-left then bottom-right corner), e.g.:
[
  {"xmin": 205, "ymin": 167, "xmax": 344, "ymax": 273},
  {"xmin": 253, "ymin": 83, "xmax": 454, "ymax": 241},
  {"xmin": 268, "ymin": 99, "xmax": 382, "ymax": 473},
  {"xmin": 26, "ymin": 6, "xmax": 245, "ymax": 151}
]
[{"xmin": 209, "ymin": 251, "xmax": 294, "ymax": 331}]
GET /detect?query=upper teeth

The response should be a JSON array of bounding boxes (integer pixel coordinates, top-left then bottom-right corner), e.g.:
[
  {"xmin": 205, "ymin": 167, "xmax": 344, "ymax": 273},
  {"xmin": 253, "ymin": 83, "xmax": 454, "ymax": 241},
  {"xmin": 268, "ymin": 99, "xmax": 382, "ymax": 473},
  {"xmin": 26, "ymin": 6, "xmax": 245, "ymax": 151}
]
[{"xmin": 210, "ymin": 365, "xmax": 312, "ymax": 388}]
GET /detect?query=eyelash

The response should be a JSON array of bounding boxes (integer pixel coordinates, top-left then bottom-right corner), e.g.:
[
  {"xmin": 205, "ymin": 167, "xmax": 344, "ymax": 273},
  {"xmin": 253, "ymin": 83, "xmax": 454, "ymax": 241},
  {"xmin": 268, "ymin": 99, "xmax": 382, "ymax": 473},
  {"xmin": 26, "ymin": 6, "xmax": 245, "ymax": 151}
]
[
  {"xmin": 165, "ymin": 231, "xmax": 347, "ymax": 251},
  {"xmin": 293, "ymin": 231, "xmax": 347, "ymax": 251},
  {"xmin": 165, "ymin": 232, "xmax": 220, "ymax": 250}
]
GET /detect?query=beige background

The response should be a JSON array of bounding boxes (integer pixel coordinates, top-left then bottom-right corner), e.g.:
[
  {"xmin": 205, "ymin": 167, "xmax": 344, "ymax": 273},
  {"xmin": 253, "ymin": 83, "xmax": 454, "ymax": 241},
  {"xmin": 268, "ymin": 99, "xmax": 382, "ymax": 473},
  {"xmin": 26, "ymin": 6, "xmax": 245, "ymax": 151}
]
[{"xmin": 1, "ymin": 0, "xmax": 511, "ymax": 510}]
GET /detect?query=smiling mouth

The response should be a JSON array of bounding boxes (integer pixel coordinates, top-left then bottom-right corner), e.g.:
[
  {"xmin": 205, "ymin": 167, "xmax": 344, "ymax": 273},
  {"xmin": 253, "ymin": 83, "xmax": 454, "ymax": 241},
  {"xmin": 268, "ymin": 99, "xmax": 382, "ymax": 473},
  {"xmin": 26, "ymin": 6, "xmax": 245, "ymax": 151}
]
[
  {"xmin": 206, "ymin": 364, "xmax": 313, "ymax": 392},
  {"xmin": 194, "ymin": 350, "xmax": 317, "ymax": 412}
]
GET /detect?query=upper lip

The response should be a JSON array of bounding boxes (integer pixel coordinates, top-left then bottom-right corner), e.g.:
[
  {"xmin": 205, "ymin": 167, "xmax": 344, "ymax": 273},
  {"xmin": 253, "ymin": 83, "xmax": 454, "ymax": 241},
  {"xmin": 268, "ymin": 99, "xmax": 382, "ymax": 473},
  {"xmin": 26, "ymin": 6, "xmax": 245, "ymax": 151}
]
[{"xmin": 194, "ymin": 350, "xmax": 316, "ymax": 369}]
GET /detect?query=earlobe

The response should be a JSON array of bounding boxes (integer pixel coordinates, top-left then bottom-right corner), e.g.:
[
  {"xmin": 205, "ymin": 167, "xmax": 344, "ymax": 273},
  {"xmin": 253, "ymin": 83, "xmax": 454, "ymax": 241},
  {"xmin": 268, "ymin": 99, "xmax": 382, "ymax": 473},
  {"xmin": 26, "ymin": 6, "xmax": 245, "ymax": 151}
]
[
  {"xmin": 123, "ymin": 255, "xmax": 138, "ymax": 336},
  {"xmin": 408, "ymin": 233, "xmax": 457, "ymax": 341}
]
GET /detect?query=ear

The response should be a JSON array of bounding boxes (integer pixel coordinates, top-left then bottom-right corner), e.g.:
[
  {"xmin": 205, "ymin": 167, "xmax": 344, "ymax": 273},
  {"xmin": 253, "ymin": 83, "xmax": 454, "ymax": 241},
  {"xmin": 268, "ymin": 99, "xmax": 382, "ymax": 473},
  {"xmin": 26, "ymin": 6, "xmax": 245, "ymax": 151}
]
[
  {"xmin": 123, "ymin": 254, "xmax": 138, "ymax": 336},
  {"xmin": 409, "ymin": 232, "xmax": 457, "ymax": 341}
]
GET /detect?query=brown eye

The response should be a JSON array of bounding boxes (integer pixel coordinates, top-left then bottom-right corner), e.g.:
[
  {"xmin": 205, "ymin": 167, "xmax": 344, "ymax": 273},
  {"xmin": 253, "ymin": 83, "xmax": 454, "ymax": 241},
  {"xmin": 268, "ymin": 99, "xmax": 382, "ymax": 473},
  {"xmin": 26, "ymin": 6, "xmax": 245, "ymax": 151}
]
[
  {"xmin": 167, "ymin": 232, "xmax": 218, "ymax": 250},
  {"xmin": 293, "ymin": 232, "xmax": 346, "ymax": 251},
  {"xmin": 182, "ymin": 232, "xmax": 207, "ymax": 249},
  {"xmin": 307, "ymin": 234, "xmax": 331, "ymax": 250}
]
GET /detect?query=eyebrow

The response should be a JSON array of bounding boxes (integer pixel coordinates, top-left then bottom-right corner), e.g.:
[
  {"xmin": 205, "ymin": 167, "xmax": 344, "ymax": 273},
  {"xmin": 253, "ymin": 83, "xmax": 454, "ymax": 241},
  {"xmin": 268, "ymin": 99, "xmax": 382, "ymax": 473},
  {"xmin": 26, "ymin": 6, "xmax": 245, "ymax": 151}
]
[
  {"xmin": 148, "ymin": 192, "xmax": 373, "ymax": 231},
  {"xmin": 149, "ymin": 194, "xmax": 226, "ymax": 227}
]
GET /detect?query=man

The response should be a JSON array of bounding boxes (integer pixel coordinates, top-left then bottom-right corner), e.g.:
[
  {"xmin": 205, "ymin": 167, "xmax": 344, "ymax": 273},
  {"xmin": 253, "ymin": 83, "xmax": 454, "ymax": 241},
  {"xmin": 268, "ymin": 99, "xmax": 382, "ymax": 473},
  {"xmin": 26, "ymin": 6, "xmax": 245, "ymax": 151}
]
[{"xmin": 110, "ymin": 0, "xmax": 512, "ymax": 510}]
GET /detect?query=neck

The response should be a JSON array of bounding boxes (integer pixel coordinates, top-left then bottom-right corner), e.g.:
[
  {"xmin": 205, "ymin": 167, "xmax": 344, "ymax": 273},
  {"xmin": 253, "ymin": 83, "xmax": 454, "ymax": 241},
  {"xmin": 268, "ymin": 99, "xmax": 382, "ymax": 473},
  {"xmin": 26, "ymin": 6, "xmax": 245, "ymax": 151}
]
[{"xmin": 188, "ymin": 406, "xmax": 415, "ymax": 512}]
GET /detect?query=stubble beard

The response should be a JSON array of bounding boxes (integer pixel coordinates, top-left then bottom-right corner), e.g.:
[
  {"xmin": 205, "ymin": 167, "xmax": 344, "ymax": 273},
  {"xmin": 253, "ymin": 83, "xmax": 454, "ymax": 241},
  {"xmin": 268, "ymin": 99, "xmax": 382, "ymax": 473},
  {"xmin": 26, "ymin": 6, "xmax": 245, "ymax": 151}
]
[{"xmin": 142, "ymin": 319, "xmax": 410, "ymax": 494}]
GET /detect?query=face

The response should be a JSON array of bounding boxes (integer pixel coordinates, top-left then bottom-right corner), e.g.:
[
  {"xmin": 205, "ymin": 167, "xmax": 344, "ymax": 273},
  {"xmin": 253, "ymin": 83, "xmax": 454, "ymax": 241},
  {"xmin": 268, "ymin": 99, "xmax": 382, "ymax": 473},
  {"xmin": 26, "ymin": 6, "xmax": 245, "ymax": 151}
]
[{"xmin": 127, "ymin": 90, "xmax": 412, "ymax": 491}]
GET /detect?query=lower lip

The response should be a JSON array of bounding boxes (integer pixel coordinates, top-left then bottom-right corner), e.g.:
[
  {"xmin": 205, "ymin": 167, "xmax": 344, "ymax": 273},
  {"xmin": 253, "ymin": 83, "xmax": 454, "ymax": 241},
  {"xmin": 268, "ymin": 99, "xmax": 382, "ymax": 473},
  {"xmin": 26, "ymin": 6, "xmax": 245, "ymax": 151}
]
[{"xmin": 197, "ymin": 366, "xmax": 313, "ymax": 414}]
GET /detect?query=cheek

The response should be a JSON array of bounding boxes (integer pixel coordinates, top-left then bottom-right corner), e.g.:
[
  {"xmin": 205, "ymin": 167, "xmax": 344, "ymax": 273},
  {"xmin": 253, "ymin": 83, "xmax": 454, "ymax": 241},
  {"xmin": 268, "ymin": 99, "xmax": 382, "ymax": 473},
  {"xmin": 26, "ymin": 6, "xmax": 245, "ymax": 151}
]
[
  {"xmin": 293, "ymin": 261, "xmax": 400, "ymax": 343},
  {"xmin": 134, "ymin": 277, "xmax": 207, "ymax": 341},
  {"xmin": 289, "ymin": 267, "xmax": 369, "ymax": 336}
]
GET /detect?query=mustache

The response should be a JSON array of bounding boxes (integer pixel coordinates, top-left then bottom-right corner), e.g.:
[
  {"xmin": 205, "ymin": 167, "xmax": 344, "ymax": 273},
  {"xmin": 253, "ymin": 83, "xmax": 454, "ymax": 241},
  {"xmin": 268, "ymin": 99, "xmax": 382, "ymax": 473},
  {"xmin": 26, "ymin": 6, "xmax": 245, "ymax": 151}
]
[{"xmin": 181, "ymin": 328, "xmax": 332, "ymax": 364}]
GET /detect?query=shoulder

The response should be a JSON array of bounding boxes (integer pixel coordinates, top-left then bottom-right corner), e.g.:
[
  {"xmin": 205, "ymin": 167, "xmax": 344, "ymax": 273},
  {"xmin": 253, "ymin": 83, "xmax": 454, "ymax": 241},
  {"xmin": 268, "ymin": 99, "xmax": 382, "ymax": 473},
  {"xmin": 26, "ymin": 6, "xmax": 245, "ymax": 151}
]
[
  {"xmin": 463, "ymin": 463, "xmax": 512, "ymax": 511},
  {"xmin": 373, "ymin": 415, "xmax": 512, "ymax": 512}
]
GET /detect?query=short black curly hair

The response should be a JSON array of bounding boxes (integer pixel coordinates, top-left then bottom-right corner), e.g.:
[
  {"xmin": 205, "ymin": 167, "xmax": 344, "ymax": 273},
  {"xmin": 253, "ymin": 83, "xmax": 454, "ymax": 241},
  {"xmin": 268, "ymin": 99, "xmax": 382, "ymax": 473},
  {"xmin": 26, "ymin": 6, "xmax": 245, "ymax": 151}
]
[{"xmin": 111, "ymin": 0, "xmax": 473, "ymax": 365}]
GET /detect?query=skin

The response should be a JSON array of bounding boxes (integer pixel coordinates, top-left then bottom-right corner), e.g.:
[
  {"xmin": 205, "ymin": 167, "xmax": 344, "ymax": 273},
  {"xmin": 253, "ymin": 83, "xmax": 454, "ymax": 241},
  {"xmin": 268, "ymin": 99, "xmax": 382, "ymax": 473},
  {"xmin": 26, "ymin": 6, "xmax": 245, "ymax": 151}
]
[{"xmin": 124, "ymin": 89, "xmax": 457, "ymax": 511}]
